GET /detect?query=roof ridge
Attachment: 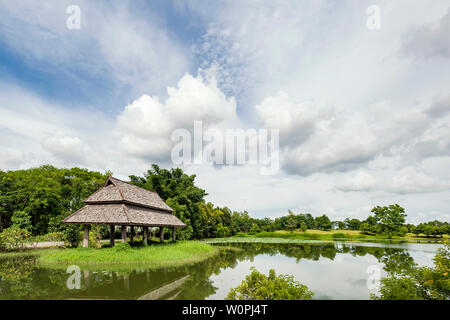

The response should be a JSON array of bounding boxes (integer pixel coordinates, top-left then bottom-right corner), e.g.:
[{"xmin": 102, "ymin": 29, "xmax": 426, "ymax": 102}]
[
  {"xmin": 122, "ymin": 203, "xmax": 131, "ymax": 223},
  {"xmin": 110, "ymin": 176, "xmax": 160, "ymax": 196}
]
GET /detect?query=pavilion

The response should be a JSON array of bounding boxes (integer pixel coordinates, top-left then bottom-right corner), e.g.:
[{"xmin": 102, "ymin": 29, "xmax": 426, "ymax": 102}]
[{"xmin": 63, "ymin": 176, "xmax": 185, "ymax": 247}]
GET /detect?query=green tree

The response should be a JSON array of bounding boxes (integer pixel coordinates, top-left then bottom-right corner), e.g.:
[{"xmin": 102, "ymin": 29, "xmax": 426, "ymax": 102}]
[
  {"xmin": 130, "ymin": 164, "xmax": 207, "ymax": 239},
  {"xmin": 299, "ymin": 221, "xmax": 308, "ymax": 232},
  {"xmin": 10, "ymin": 211, "xmax": 32, "ymax": 231},
  {"xmin": 371, "ymin": 204, "xmax": 407, "ymax": 238},
  {"xmin": 372, "ymin": 241, "xmax": 450, "ymax": 300},
  {"xmin": 216, "ymin": 223, "xmax": 230, "ymax": 238},
  {"xmin": 226, "ymin": 267, "xmax": 314, "ymax": 300},
  {"xmin": 315, "ymin": 214, "xmax": 332, "ymax": 231},
  {"xmin": 286, "ymin": 211, "xmax": 297, "ymax": 232}
]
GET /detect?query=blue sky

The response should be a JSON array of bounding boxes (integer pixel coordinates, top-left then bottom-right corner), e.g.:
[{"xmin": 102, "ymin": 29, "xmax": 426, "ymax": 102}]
[{"xmin": 0, "ymin": 1, "xmax": 449, "ymax": 223}]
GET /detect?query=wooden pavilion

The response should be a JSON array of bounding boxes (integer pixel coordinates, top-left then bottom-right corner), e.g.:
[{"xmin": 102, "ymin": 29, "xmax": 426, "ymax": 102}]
[{"xmin": 63, "ymin": 176, "xmax": 185, "ymax": 247}]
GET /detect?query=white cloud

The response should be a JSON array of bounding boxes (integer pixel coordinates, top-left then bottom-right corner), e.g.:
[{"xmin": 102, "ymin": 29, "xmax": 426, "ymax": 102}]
[
  {"xmin": 280, "ymin": 99, "xmax": 430, "ymax": 175},
  {"xmin": 1, "ymin": 1, "xmax": 450, "ymax": 225},
  {"xmin": 0, "ymin": 147, "xmax": 25, "ymax": 169},
  {"xmin": 42, "ymin": 136, "xmax": 85, "ymax": 165},
  {"xmin": 255, "ymin": 91, "xmax": 325, "ymax": 147},
  {"xmin": 402, "ymin": 8, "xmax": 450, "ymax": 59},
  {"xmin": 337, "ymin": 167, "xmax": 450, "ymax": 194},
  {"xmin": 116, "ymin": 71, "xmax": 239, "ymax": 161},
  {"xmin": 0, "ymin": 1, "xmax": 190, "ymax": 98},
  {"xmin": 337, "ymin": 171, "xmax": 377, "ymax": 192}
]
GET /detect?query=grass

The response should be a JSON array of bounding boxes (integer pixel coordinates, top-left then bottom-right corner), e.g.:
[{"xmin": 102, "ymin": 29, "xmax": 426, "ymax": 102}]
[
  {"xmin": 37, "ymin": 241, "xmax": 219, "ymax": 267},
  {"xmin": 205, "ymin": 230, "xmax": 446, "ymax": 244}
]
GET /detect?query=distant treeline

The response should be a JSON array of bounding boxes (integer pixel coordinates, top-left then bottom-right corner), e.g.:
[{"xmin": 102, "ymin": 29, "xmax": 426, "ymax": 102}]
[{"xmin": 0, "ymin": 165, "xmax": 448, "ymax": 240}]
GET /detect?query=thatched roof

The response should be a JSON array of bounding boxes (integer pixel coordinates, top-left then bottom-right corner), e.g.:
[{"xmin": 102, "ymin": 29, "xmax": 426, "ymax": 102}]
[
  {"xmin": 63, "ymin": 176, "xmax": 185, "ymax": 227},
  {"xmin": 85, "ymin": 176, "xmax": 173, "ymax": 212}
]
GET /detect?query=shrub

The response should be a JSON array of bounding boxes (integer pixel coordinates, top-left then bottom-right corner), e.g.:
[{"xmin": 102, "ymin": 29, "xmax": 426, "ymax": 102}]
[
  {"xmin": 113, "ymin": 242, "xmax": 132, "ymax": 251},
  {"xmin": 332, "ymin": 233, "xmax": 347, "ymax": 239},
  {"xmin": 32, "ymin": 232, "xmax": 65, "ymax": 242},
  {"xmin": 89, "ymin": 226, "xmax": 102, "ymax": 248},
  {"xmin": 226, "ymin": 267, "xmax": 314, "ymax": 300},
  {"xmin": 63, "ymin": 225, "xmax": 81, "ymax": 248},
  {"xmin": 0, "ymin": 227, "xmax": 31, "ymax": 251},
  {"xmin": 10, "ymin": 211, "xmax": 32, "ymax": 232},
  {"xmin": 372, "ymin": 241, "xmax": 450, "ymax": 300}
]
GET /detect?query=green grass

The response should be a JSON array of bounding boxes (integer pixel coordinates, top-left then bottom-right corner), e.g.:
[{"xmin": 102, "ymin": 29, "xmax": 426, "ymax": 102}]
[
  {"xmin": 205, "ymin": 230, "xmax": 446, "ymax": 244},
  {"xmin": 37, "ymin": 241, "xmax": 219, "ymax": 267}
]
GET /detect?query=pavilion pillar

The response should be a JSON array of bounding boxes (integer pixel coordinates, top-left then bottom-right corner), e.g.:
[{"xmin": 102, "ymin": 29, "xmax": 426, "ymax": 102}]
[
  {"xmin": 130, "ymin": 226, "xmax": 135, "ymax": 243},
  {"xmin": 160, "ymin": 227, "xmax": 164, "ymax": 242},
  {"xmin": 172, "ymin": 227, "xmax": 176, "ymax": 242},
  {"xmin": 143, "ymin": 226, "xmax": 148, "ymax": 246},
  {"xmin": 83, "ymin": 225, "xmax": 89, "ymax": 248},
  {"xmin": 109, "ymin": 225, "xmax": 115, "ymax": 247},
  {"xmin": 121, "ymin": 225, "xmax": 127, "ymax": 243}
]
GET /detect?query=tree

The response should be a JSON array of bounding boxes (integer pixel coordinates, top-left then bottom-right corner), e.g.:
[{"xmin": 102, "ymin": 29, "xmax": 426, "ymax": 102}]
[
  {"xmin": 0, "ymin": 165, "xmax": 106, "ymax": 235},
  {"xmin": 216, "ymin": 223, "xmax": 230, "ymax": 238},
  {"xmin": 10, "ymin": 211, "xmax": 32, "ymax": 232},
  {"xmin": 226, "ymin": 267, "xmax": 314, "ymax": 300},
  {"xmin": 344, "ymin": 218, "xmax": 361, "ymax": 230},
  {"xmin": 299, "ymin": 221, "xmax": 308, "ymax": 232},
  {"xmin": 372, "ymin": 241, "xmax": 450, "ymax": 300},
  {"xmin": 130, "ymin": 164, "xmax": 207, "ymax": 239},
  {"xmin": 371, "ymin": 204, "xmax": 407, "ymax": 239},
  {"xmin": 286, "ymin": 211, "xmax": 297, "ymax": 232},
  {"xmin": 315, "ymin": 214, "xmax": 332, "ymax": 231}
]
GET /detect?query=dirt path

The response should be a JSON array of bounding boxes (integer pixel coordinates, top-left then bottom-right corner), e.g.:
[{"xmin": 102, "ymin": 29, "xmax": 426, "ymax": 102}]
[{"xmin": 24, "ymin": 241, "xmax": 65, "ymax": 248}]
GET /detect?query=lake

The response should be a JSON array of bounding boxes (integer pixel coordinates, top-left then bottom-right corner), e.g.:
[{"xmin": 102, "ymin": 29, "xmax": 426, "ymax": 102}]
[{"xmin": 0, "ymin": 241, "xmax": 442, "ymax": 300}]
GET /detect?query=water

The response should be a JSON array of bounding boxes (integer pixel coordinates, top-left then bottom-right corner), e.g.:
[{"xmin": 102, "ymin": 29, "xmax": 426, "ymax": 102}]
[{"xmin": 0, "ymin": 241, "xmax": 442, "ymax": 300}]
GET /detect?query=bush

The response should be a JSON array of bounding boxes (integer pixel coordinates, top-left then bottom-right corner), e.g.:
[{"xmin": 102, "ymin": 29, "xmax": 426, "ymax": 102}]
[
  {"xmin": 332, "ymin": 233, "xmax": 347, "ymax": 239},
  {"xmin": 233, "ymin": 232, "xmax": 250, "ymax": 238},
  {"xmin": 372, "ymin": 241, "xmax": 450, "ymax": 300},
  {"xmin": 63, "ymin": 225, "xmax": 81, "ymax": 248},
  {"xmin": 89, "ymin": 226, "xmax": 102, "ymax": 248},
  {"xmin": 226, "ymin": 267, "xmax": 314, "ymax": 300},
  {"xmin": 10, "ymin": 211, "xmax": 32, "ymax": 232},
  {"xmin": 32, "ymin": 232, "xmax": 65, "ymax": 242},
  {"xmin": 0, "ymin": 227, "xmax": 31, "ymax": 251},
  {"xmin": 113, "ymin": 242, "xmax": 132, "ymax": 251}
]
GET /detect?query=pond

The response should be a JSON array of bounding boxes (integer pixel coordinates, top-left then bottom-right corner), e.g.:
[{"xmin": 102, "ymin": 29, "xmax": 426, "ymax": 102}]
[{"xmin": 0, "ymin": 241, "xmax": 442, "ymax": 300}]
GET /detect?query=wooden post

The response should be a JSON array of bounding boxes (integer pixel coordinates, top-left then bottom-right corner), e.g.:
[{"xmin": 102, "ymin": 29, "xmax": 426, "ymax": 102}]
[
  {"xmin": 83, "ymin": 225, "xmax": 89, "ymax": 248},
  {"xmin": 130, "ymin": 226, "xmax": 135, "ymax": 243},
  {"xmin": 110, "ymin": 225, "xmax": 115, "ymax": 247},
  {"xmin": 160, "ymin": 227, "xmax": 164, "ymax": 242},
  {"xmin": 143, "ymin": 226, "xmax": 148, "ymax": 246},
  {"xmin": 84, "ymin": 270, "xmax": 90, "ymax": 288},
  {"xmin": 121, "ymin": 225, "xmax": 127, "ymax": 243},
  {"xmin": 172, "ymin": 227, "xmax": 176, "ymax": 242}
]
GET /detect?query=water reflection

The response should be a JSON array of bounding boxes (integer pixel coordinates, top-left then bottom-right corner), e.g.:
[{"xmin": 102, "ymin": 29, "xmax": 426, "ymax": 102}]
[{"xmin": 0, "ymin": 242, "xmax": 441, "ymax": 300}]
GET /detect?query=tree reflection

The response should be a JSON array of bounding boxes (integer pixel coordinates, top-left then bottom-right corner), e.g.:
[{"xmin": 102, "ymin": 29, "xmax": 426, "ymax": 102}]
[{"xmin": 0, "ymin": 243, "xmax": 419, "ymax": 299}]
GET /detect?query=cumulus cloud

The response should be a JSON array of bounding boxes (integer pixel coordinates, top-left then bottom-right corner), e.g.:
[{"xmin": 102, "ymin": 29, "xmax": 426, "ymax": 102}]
[
  {"xmin": 336, "ymin": 171, "xmax": 377, "ymax": 192},
  {"xmin": 0, "ymin": 147, "xmax": 25, "ymax": 170},
  {"xmin": 42, "ymin": 136, "xmax": 85, "ymax": 164},
  {"xmin": 337, "ymin": 167, "xmax": 450, "ymax": 194},
  {"xmin": 274, "ymin": 99, "xmax": 430, "ymax": 175},
  {"xmin": 116, "ymin": 71, "xmax": 238, "ymax": 161},
  {"xmin": 426, "ymin": 93, "xmax": 450, "ymax": 118},
  {"xmin": 402, "ymin": 8, "xmax": 450, "ymax": 59},
  {"xmin": 255, "ymin": 92, "xmax": 326, "ymax": 147}
]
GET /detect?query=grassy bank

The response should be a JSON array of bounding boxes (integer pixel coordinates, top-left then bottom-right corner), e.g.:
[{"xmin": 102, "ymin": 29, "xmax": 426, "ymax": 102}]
[
  {"xmin": 204, "ymin": 230, "xmax": 446, "ymax": 244},
  {"xmin": 37, "ymin": 241, "xmax": 219, "ymax": 267}
]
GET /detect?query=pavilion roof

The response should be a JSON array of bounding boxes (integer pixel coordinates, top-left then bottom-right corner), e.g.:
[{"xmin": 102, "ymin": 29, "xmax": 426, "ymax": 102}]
[
  {"xmin": 84, "ymin": 176, "xmax": 173, "ymax": 212},
  {"xmin": 63, "ymin": 203, "xmax": 185, "ymax": 227},
  {"xmin": 63, "ymin": 176, "xmax": 185, "ymax": 228}
]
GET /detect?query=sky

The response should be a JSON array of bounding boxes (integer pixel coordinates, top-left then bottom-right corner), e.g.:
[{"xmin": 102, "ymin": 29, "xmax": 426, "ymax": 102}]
[{"xmin": 0, "ymin": 0, "xmax": 449, "ymax": 224}]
